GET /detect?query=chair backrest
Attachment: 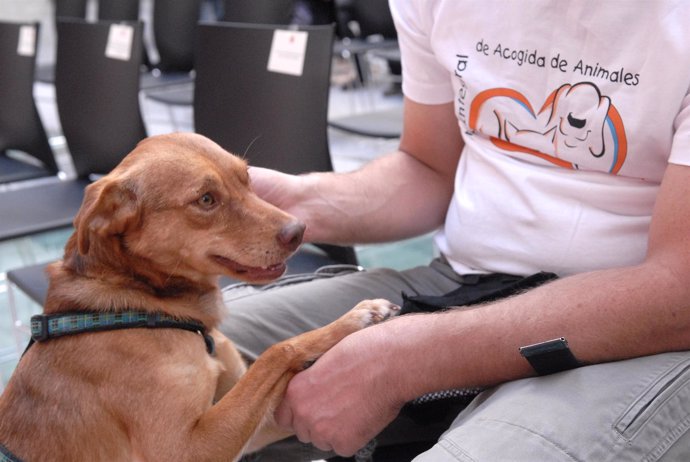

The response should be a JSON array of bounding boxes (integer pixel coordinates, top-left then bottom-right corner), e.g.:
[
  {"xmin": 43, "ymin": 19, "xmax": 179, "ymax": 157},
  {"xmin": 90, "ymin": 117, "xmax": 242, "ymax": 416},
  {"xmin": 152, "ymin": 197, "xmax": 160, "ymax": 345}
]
[
  {"xmin": 152, "ymin": 0, "xmax": 202, "ymax": 72},
  {"xmin": 349, "ymin": 0, "xmax": 397, "ymax": 39},
  {"xmin": 194, "ymin": 21, "xmax": 335, "ymax": 174},
  {"xmin": 0, "ymin": 21, "xmax": 58, "ymax": 172},
  {"xmin": 55, "ymin": 0, "xmax": 88, "ymax": 19},
  {"xmin": 55, "ymin": 0, "xmax": 140, "ymax": 21},
  {"xmin": 55, "ymin": 18, "xmax": 147, "ymax": 178},
  {"xmin": 195, "ymin": 21, "xmax": 357, "ymax": 266},
  {"xmin": 222, "ymin": 0, "xmax": 295, "ymax": 25},
  {"xmin": 98, "ymin": 0, "xmax": 140, "ymax": 21}
]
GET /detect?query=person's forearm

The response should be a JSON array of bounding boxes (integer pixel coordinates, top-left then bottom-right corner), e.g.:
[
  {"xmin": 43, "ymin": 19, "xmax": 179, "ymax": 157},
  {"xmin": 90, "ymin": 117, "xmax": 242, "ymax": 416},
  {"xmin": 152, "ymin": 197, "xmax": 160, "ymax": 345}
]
[
  {"xmin": 384, "ymin": 260, "xmax": 690, "ymax": 403},
  {"xmin": 296, "ymin": 150, "xmax": 455, "ymax": 244},
  {"xmin": 248, "ymin": 99, "xmax": 462, "ymax": 246},
  {"xmin": 271, "ymin": 260, "xmax": 690, "ymax": 457},
  {"xmin": 383, "ymin": 164, "xmax": 690, "ymax": 401}
]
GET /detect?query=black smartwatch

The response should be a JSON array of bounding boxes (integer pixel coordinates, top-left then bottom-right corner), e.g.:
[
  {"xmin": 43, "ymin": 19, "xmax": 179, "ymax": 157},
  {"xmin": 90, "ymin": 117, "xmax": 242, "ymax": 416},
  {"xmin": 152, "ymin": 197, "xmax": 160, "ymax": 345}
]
[{"xmin": 519, "ymin": 337, "xmax": 582, "ymax": 375}]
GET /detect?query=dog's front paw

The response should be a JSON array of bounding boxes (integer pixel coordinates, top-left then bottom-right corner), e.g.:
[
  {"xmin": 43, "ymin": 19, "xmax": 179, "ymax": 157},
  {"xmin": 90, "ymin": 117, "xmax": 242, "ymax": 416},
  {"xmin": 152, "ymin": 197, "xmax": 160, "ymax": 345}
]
[{"xmin": 349, "ymin": 298, "xmax": 400, "ymax": 328}]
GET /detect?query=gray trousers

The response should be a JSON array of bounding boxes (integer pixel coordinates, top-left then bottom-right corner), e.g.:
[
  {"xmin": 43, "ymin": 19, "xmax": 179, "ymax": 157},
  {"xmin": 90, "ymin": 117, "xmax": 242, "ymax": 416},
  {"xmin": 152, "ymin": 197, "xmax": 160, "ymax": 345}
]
[{"xmin": 220, "ymin": 260, "xmax": 690, "ymax": 461}]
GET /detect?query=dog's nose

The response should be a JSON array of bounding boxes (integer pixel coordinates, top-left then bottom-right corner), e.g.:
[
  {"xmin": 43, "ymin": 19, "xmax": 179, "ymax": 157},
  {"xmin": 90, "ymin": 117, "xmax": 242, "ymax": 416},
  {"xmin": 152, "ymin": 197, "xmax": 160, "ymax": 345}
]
[{"xmin": 277, "ymin": 220, "xmax": 305, "ymax": 251}]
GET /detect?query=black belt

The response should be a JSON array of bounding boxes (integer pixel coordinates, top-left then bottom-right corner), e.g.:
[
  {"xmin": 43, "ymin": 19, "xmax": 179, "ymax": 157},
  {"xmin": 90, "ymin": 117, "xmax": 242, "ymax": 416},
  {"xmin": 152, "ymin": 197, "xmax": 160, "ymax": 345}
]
[{"xmin": 400, "ymin": 271, "xmax": 558, "ymax": 315}]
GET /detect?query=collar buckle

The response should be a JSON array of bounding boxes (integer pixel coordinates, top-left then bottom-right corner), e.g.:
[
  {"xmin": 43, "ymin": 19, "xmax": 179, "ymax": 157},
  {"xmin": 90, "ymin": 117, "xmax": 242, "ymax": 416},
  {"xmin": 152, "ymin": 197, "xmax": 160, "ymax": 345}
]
[{"xmin": 30, "ymin": 314, "xmax": 49, "ymax": 342}]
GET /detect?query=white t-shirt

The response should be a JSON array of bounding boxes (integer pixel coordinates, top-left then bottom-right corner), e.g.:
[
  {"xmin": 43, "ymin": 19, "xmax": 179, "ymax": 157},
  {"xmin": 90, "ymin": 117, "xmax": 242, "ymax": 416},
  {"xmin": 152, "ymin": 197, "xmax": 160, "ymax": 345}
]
[{"xmin": 390, "ymin": 0, "xmax": 690, "ymax": 276}]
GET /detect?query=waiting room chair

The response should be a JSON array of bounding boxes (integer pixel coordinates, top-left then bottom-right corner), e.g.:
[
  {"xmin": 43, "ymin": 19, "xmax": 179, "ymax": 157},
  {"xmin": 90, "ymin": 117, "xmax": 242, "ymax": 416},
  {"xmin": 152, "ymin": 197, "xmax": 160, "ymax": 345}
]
[
  {"xmin": 333, "ymin": 0, "xmax": 399, "ymax": 86},
  {"xmin": 140, "ymin": 0, "xmax": 202, "ymax": 92},
  {"xmin": 144, "ymin": 0, "xmax": 299, "ymax": 111},
  {"xmin": 55, "ymin": 18, "xmax": 147, "ymax": 176},
  {"xmin": 98, "ymin": 0, "xmax": 140, "ymax": 21},
  {"xmin": 329, "ymin": 0, "xmax": 403, "ymax": 139},
  {"xmin": 222, "ymin": 0, "xmax": 295, "ymax": 24},
  {"xmin": 53, "ymin": 0, "xmax": 139, "ymax": 22},
  {"xmin": 139, "ymin": 0, "xmax": 205, "ymax": 126},
  {"xmin": 0, "ymin": 21, "xmax": 59, "ymax": 184},
  {"xmin": 328, "ymin": 106, "xmax": 403, "ymax": 139},
  {"xmin": 5, "ymin": 19, "xmax": 147, "ymax": 323},
  {"xmin": 54, "ymin": 0, "xmax": 87, "ymax": 19},
  {"xmin": 195, "ymin": 21, "xmax": 335, "ymax": 173},
  {"xmin": 37, "ymin": 0, "xmax": 144, "ymax": 83},
  {"xmin": 194, "ymin": 21, "xmax": 358, "ymax": 273},
  {"xmin": 150, "ymin": 0, "xmax": 200, "ymax": 73}
]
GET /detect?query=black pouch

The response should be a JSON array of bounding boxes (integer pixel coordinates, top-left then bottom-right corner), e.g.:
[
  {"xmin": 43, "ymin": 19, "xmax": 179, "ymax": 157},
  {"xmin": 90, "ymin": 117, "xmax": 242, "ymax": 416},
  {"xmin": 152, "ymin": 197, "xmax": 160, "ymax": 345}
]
[
  {"xmin": 399, "ymin": 271, "xmax": 558, "ymax": 424},
  {"xmin": 401, "ymin": 271, "xmax": 558, "ymax": 315}
]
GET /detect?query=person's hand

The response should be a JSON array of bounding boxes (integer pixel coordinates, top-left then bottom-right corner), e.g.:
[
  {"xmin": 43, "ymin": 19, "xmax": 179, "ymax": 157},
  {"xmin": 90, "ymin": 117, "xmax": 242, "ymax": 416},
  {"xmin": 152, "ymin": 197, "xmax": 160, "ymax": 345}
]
[
  {"xmin": 248, "ymin": 166, "xmax": 303, "ymax": 213},
  {"xmin": 249, "ymin": 165, "xmax": 332, "ymax": 243},
  {"xmin": 275, "ymin": 322, "xmax": 407, "ymax": 456}
]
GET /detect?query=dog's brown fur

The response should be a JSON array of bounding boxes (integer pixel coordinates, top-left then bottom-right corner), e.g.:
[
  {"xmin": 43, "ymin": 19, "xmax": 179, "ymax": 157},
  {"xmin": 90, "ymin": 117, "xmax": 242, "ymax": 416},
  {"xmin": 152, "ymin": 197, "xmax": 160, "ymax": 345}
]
[{"xmin": 0, "ymin": 133, "xmax": 397, "ymax": 462}]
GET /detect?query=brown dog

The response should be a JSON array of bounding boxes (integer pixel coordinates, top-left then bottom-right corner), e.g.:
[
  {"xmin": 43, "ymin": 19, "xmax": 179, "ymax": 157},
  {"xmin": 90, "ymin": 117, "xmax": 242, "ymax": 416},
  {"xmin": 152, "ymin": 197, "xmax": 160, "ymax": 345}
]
[{"xmin": 0, "ymin": 133, "xmax": 397, "ymax": 461}]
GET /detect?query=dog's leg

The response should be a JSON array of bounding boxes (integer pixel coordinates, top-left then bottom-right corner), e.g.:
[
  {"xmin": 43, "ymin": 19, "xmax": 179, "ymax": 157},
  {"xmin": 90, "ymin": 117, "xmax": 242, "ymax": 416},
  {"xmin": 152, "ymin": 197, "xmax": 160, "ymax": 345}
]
[
  {"xmin": 189, "ymin": 299, "xmax": 399, "ymax": 461},
  {"xmin": 246, "ymin": 297, "xmax": 402, "ymax": 453},
  {"xmin": 209, "ymin": 329, "xmax": 248, "ymax": 402}
]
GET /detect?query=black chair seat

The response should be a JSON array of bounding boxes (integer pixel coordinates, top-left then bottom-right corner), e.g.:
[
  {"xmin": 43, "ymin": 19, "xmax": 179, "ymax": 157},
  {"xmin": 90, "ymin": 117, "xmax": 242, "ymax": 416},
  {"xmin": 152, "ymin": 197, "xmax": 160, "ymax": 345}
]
[
  {"xmin": 139, "ymin": 71, "xmax": 195, "ymax": 91},
  {"xmin": 144, "ymin": 82, "xmax": 195, "ymax": 106},
  {"xmin": 333, "ymin": 37, "xmax": 398, "ymax": 57},
  {"xmin": 7, "ymin": 261, "xmax": 53, "ymax": 306},
  {"xmin": 0, "ymin": 178, "xmax": 88, "ymax": 242},
  {"xmin": 0, "ymin": 155, "xmax": 53, "ymax": 184},
  {"xmin": 329, "ymin": 107, "xmax": 402, "ymax": 139}
]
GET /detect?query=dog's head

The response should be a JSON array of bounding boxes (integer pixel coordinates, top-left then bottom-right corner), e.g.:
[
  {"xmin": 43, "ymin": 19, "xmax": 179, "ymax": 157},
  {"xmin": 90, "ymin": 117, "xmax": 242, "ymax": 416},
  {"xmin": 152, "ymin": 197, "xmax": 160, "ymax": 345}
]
[
  {"xmin": 69, "ymin": 133, "xmax": 304, "ymax": 287},
  {"xmin": 548, "ymin": 82, "xmax": 611, "ymax": 158}
]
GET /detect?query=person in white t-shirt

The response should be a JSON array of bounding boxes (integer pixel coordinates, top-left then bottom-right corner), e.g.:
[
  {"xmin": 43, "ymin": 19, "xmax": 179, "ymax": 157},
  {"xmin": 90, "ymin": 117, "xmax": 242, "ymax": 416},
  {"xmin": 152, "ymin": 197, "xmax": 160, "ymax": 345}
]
[{"xmin": 224, "ymin": 1, "xmax": 690, "ymax": 460}]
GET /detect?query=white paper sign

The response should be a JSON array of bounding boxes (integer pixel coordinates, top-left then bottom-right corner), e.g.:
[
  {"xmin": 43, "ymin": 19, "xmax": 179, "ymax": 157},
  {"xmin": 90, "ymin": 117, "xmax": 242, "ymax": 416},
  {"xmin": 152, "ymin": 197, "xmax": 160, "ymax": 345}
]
[
  {"xmin": 267, "ymin": 29, "xmax": 308, "ymax": 76},
  {"xmin": 105, "ymin": 24, "xmax": 134, "ymax": 61},
  {"xmin": 17, "ymin": 25, "xmax": 36, "ymax": 57}
]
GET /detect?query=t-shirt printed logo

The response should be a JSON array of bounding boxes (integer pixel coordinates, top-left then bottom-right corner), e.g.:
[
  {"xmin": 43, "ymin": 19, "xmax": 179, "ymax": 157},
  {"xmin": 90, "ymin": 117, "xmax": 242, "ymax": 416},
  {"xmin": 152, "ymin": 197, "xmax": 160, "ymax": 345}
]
[{"xmin": 468, "ymin": 82, "xmax": 627, "ymax": 174}]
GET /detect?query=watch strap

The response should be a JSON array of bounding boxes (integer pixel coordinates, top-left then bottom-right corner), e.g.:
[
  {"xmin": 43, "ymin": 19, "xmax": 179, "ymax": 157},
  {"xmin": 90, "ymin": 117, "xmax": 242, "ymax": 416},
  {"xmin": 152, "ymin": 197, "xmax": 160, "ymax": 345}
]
[{"xmin": 519, "ymin": 337, "xmax": 582, "ymax": 375}]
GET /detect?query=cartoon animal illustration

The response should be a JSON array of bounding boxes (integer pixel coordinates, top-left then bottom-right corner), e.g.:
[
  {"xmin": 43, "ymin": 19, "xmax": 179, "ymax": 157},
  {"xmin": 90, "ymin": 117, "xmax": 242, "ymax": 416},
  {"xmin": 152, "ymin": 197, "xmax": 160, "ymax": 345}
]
[{"xmin": 468, "ymin": 82, "xmax": 627, "ymax": 173}]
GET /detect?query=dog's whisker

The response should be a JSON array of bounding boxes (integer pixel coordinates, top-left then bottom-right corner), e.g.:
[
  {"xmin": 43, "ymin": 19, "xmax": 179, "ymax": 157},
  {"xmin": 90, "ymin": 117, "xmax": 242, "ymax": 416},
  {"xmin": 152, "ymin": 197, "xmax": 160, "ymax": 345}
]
[{"xmin": 241, "ymin": 135, "xmax": 261, "ymax": 160}]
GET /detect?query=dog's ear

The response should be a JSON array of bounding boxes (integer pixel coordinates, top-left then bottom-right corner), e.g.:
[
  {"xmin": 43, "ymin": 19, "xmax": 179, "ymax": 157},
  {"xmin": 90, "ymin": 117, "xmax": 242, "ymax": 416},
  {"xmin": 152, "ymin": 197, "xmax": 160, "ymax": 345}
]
[
  {"xmin": 587, "ymin": 95, "xmax": 611, "ymax": 158},
  {"xmin": 75, "ymin": 178, "xmax": 141, "ymax": 255}
]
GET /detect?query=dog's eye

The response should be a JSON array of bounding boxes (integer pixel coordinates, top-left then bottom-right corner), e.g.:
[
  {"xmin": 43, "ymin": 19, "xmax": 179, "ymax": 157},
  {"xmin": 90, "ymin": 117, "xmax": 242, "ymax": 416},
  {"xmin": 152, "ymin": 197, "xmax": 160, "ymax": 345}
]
[{"xmin": 197, "ymin": 193, "xmax": 216, "ymax": 208}]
